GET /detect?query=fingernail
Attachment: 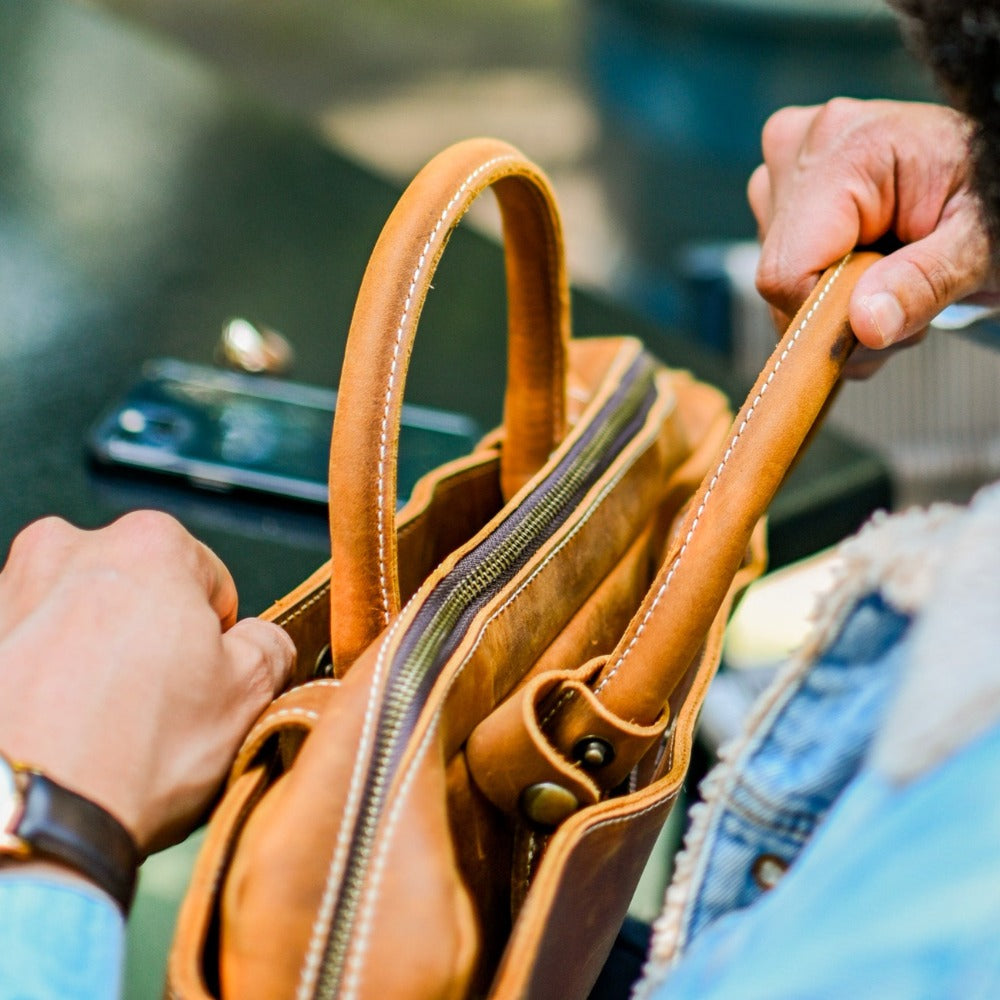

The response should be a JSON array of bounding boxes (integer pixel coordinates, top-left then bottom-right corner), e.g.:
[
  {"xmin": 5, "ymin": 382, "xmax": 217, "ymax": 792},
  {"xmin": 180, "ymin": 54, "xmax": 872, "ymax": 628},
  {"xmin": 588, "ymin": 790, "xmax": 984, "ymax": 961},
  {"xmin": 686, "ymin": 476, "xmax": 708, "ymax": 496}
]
[{"xmin": 861, "ymin": 292, "xmax": 906, "ymax": 346}]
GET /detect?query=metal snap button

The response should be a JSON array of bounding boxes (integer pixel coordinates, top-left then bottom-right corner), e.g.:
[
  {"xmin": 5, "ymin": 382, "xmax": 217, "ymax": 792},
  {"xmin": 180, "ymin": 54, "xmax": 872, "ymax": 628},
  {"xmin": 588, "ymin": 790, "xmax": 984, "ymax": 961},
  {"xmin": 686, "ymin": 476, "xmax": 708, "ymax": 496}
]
[
  {"xmin": 573, "ymin": 736, "xmax": 615, "ymax": 771},
  {"xmin": 520, "ymin": 782, "xmax": 579, "ymax": 828},
  {"xmin": 751, "ymin": 853, "xmax": 788, "ymax": 891}
]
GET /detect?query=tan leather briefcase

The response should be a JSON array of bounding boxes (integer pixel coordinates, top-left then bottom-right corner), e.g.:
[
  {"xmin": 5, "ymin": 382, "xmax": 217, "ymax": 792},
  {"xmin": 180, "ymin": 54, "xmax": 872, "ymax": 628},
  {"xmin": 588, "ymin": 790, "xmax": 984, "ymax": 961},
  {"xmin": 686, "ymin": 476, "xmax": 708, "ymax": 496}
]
[{"xmin": 168, "ymin": 137, "xmax": 876, "ymax": 1000}]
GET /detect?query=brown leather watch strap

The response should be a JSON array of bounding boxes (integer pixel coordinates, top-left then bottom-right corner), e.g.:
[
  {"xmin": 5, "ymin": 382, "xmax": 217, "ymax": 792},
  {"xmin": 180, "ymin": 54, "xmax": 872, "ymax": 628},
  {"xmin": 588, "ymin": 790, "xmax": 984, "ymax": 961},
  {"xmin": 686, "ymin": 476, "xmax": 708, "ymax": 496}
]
[{"xmin": 13, "ymin": 768, "xmax": 140, "ymax": 915}]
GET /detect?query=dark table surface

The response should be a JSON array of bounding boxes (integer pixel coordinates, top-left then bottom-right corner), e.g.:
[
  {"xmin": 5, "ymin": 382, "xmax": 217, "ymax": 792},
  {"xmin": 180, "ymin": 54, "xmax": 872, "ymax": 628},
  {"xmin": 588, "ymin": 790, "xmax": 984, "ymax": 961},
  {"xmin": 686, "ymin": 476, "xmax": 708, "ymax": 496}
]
[{"xmin": 0, "ymin": 0, "xmax": 891, "ymax": 616}]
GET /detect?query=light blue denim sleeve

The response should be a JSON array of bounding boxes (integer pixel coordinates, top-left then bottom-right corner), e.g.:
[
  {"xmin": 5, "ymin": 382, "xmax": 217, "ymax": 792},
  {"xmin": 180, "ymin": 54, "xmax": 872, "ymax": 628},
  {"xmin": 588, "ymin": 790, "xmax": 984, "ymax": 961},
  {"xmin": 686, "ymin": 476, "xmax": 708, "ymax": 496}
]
[
  {"xmin": 637, "ymin": 486, "xmax": 1000, "ymax": 1000},
  {"xmin": 0, "ymin": 875, "xmax": 124, "ymax": 1000},
  {"xmin": 644, "ymin": 718, "xmax": 1000, "ymax": 999}
]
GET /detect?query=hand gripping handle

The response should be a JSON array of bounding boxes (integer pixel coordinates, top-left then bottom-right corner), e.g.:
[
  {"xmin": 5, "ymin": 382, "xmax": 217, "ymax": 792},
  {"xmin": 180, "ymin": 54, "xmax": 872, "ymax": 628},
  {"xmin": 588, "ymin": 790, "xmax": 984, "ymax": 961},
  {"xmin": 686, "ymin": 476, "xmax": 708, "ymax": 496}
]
[
  {"xmin": 547, "ymin": 252, "xmax": 881, "ymax": 783},
  {"xmin": 328, "ymin": 139, "xmax": 571, "ymax": 673}
]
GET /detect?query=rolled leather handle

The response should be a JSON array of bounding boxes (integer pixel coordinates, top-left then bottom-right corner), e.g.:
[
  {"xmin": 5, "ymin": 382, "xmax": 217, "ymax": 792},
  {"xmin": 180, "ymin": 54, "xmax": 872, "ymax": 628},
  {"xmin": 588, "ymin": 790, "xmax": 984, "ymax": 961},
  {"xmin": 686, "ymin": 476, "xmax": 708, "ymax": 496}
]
[
  {"xmin": 329, "ymin": 139, "xmax": 571, "ymax": 673},
  {"xmin": 582, "ymin": 252, "xmax": 878, "ymax": 727}
]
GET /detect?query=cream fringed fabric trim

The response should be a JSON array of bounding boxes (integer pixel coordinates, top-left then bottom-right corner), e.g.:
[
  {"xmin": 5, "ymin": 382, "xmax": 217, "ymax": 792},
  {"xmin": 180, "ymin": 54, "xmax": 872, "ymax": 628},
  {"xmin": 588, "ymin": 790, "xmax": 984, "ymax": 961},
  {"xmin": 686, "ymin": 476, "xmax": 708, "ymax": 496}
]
[
  {"xmin": 632, "ymin": 496, "xmax": 968, "ymax": 1000},
  {"xmin": 874, "ymin": 483, "xmax": 1000, "ymax": 783}
]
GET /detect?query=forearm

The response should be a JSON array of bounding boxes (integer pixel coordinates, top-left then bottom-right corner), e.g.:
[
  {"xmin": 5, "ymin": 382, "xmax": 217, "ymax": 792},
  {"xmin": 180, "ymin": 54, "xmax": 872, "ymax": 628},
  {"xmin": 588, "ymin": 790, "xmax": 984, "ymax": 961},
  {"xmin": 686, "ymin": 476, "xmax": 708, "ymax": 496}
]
[{"xmin": 0, "ymin": 512, "xmax": 296, "ymax": 997}]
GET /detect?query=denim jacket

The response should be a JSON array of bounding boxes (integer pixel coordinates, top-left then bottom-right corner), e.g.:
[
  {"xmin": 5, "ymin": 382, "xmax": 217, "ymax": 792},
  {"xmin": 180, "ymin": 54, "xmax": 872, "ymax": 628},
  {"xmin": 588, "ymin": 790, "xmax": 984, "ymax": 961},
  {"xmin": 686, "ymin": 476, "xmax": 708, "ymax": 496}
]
[{"xmin": 635, "ymin": 481, "xmax": 1000, "ymax": 1000}]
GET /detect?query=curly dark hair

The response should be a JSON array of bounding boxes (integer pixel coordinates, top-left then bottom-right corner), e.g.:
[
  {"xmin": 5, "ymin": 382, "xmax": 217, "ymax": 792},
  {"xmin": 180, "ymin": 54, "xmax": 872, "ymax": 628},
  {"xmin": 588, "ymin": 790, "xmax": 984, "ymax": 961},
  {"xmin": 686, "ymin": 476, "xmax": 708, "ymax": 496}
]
[{"xmin": 890, "ymin": 0, "xmax": 1000, "ymax": 248}]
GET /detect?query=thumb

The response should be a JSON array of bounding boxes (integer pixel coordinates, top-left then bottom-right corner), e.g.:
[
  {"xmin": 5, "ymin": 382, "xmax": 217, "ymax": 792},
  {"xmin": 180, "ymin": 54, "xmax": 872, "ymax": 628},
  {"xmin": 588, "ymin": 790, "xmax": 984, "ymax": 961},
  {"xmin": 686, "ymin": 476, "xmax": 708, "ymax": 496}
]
[
  {"xmin": 849, "ymin": 217, "xmax": 992, "ymax": 349},
  {"xmin": 222, "ymin": 618, "xmax": 297, "ymax": 725}
]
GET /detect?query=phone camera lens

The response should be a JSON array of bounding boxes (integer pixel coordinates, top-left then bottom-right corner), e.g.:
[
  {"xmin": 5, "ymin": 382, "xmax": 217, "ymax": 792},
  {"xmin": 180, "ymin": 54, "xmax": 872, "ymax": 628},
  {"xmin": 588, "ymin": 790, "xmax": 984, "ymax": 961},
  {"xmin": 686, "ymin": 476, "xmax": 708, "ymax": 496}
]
[
  {"xmin": 118, "ymin": 404, "xmax": 190, "ymax": 445},
  {"xmin": 118, "ymin": 408, "xmax": 148, "ymax": 435}
]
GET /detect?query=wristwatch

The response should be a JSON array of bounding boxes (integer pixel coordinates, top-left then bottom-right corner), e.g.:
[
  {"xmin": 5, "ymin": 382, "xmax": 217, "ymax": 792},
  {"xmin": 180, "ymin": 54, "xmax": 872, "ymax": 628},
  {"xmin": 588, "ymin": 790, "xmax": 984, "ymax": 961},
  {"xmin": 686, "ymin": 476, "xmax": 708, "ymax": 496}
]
[{"xmin": 0, "ymin": 751, "xmax": 140, "ymax": 914}]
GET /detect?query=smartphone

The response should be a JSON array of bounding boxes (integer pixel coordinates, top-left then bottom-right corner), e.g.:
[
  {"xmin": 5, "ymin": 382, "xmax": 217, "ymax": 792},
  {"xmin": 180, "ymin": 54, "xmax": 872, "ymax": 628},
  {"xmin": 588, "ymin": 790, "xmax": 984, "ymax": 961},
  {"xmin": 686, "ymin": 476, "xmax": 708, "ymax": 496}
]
[{"xmin": 87, "ymin": 359, "xmax": 482, "ymax": 505}]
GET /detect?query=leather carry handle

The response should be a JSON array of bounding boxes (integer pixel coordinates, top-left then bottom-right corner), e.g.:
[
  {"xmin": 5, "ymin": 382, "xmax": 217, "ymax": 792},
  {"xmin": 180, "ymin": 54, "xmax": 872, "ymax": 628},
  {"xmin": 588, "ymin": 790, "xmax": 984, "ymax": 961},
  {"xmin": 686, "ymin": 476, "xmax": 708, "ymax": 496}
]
[
  {"xmin": 328, "ymin": 138, "xmax": 571, "ymax": 673},
  {"xmin": 552, "ymin": 252, "xmax": 879, "ymax": 761},
  {"xmin": 600, "ymin": 252, "xmax": 875, "ymax": 714}
]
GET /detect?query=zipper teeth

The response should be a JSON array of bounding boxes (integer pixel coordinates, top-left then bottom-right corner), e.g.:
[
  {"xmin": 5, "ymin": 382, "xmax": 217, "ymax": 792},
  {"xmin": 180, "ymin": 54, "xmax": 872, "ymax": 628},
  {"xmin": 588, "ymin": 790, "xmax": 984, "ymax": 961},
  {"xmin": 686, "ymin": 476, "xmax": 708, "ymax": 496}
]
[{"xmin": 315, "ymin": 356, "xmax": 657, "ymax": 999}]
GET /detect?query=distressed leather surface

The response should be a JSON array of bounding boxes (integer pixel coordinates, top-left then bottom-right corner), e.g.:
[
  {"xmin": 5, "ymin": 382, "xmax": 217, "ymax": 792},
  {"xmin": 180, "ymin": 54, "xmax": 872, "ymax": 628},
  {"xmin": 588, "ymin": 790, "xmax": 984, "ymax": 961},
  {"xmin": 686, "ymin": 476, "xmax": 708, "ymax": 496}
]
[
  {"xmin": 328, "ymin": 139, "xmax": 571, "ymax": 675},
  {"xmin": 166, "ymin": 138, "xmax": 876, "ymax": 1000}
]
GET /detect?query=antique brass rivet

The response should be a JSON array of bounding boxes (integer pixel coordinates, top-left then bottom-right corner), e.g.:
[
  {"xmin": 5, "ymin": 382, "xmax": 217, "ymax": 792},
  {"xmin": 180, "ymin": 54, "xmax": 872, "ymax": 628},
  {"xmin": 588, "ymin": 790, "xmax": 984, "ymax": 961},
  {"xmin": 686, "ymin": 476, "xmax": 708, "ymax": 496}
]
[
  {"xmin": 521, "ymin": 783, "xmax": 579, "ymax": 828},
  {"xmin": 574, "ymin": 736, "xmax": 615, "ymax": 771}
]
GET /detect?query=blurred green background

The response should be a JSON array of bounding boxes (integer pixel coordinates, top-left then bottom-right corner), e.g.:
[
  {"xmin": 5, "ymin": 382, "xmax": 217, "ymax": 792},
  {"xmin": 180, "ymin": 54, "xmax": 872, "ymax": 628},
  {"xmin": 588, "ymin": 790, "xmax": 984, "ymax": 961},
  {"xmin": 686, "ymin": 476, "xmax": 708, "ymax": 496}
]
[{"xmin": 82, "ymin": 0, "xmax": 935, "ymax": 329}]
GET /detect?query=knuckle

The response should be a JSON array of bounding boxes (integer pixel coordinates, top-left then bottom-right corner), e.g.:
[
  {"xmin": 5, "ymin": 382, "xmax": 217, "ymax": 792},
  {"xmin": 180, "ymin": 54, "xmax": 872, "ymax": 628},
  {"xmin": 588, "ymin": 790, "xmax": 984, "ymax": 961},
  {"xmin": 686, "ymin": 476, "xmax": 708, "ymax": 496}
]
[
  {"xmin": 755, "ymin": 254, "xmax": 783, "ymax": 301},
  {"xmin": 755, "ymin": 251, "xmax": 816, "ymax": 323},
  {"xmin": 760, "ymin": 107, "xmax": 796, "ymax": 157},
  {"xmin": 755, "ymin": 250, "xmax": 792, "ymax": 301},
  {"xmin": 7, "ymin": 516, "xmax": 74, "ymax": 562},
  {"xmin": 903, "ymin": 249, "xmax": 960, "ymax": 308},
  {"xmin": 809, "ymin": 99, "xmax": 880, "ymax": 165},
  {"xmin": 114, "ymin": 509, "xmax": 191, "ymax": 553},
  {"xmin": 234, "ymin": 622, "xmax": 295, "ymax": 705},
  {"xmin": 811, "ymin": 97, "xmax": 864, "ymax": 143},
  {"xmin": 819, "ymin": 96, "xmax": 862, "ymax": 124},
  {"xmin": 746, "ymin": 165, "xmax": 769, "ymax": 222},
  {"xmin": 241, "ymin": 646, "xmax": 279, "ymax": 705},
  {"xmin": 116, "ymin": 508, "xmax": 183, "ymax": 536},
  {"xmin": 761, "ymin": 99, "xmax": 858, "ymax": 160}
]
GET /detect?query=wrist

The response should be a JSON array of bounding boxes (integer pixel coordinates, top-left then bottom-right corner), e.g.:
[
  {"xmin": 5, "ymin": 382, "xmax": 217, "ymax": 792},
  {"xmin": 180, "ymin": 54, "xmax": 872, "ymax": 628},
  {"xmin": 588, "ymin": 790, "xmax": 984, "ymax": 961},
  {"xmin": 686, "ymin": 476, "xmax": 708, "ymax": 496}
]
[{"xmin": 0, "ymin": 752, "xmax": 140, "ymax": 915}]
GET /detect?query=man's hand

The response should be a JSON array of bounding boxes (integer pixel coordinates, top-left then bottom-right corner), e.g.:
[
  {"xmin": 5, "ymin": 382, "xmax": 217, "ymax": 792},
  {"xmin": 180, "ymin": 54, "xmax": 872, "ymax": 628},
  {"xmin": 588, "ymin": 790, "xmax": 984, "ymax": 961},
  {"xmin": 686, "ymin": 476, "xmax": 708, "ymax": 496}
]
[
  {"xmin": 0, "ymin": 511, "xmax": 296, "ymax": 854},
  {"xmin": 748, "ymin": 98, "xmax": 1000, "ymax": 360}
]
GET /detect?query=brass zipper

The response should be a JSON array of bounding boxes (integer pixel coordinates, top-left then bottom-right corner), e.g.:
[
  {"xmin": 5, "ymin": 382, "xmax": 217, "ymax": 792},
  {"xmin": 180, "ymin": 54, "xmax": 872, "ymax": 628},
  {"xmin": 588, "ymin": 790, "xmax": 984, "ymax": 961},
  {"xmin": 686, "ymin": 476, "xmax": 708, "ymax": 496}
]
[{"xmin": 313, "ymin": 352, "xmax": 659, "ymax": 998}]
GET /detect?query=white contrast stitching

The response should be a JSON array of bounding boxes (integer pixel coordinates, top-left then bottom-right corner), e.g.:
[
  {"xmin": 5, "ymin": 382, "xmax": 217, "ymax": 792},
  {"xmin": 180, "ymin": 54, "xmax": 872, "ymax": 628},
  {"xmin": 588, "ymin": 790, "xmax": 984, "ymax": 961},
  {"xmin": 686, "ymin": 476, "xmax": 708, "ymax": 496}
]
[
  {"xmin": 267, "ymin": 678, "xmax": 341, "ymax": 711},
  {"xmin": 374, "ymin": 154, "xmax": 519, "ymax": 629},
  {"xmin": 234, "ymin": 682, "xmax": 338, "ymax": 759},
  {"xmin": 242, "ymin": 707, "xmax": 321, "ymax": 750},
  {"xmin": 588, "ymin": 791, "xmax": 676, "ymax": 832},
  {"xmin": 302, "ymin": 153, "xmax": 516, "ymax": 999},
  {"xmin": 304, "ymin": 678, "xmax": 343, "ymax": 689},
  {"xmin": 276, "ymin": 582, "xmax": 331, "ymax": 627},
  {"xmin": 295, "ymin": 603, "xmax": 411, "ymax": 999},
  {"xmin": 593, "ymin": 255, "xmax": 851, "ymax": 698},
  {"xmin": 340, "ymin": 370, "xmax": 670, "ymax": 995},
  {"xmin": 540, "ymin": 687, "xmax": 575, "ymax": 729}
]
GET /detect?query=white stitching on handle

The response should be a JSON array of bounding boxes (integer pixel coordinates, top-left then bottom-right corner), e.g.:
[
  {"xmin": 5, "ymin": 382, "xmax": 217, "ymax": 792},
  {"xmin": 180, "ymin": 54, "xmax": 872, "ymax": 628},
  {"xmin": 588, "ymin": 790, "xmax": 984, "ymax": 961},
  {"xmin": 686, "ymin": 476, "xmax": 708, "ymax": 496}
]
[
  {"xmin": 593, "ymin": 255, "xmax": 850, "ymax": 698},
  {"xmin": 335, "ymin": 249, "xmax": 850, "ymax": 987},
  {"xmin": 267, "ymin": 678, "xmax": 341, "ymax": 709},
  {"xmin": 299, "ymin": 154, "xmax": 520, "ymax": 999},
  {"xmin": 374, "ymin": 154, "xmax": 519, "ymax": 627},
  {"xmin": 242, "ymin": 707, "xmax": 320, "ymax": 750},
  {"xmin": 233, "ymin": 682, "xmax": 339, "ymax": 760}
]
